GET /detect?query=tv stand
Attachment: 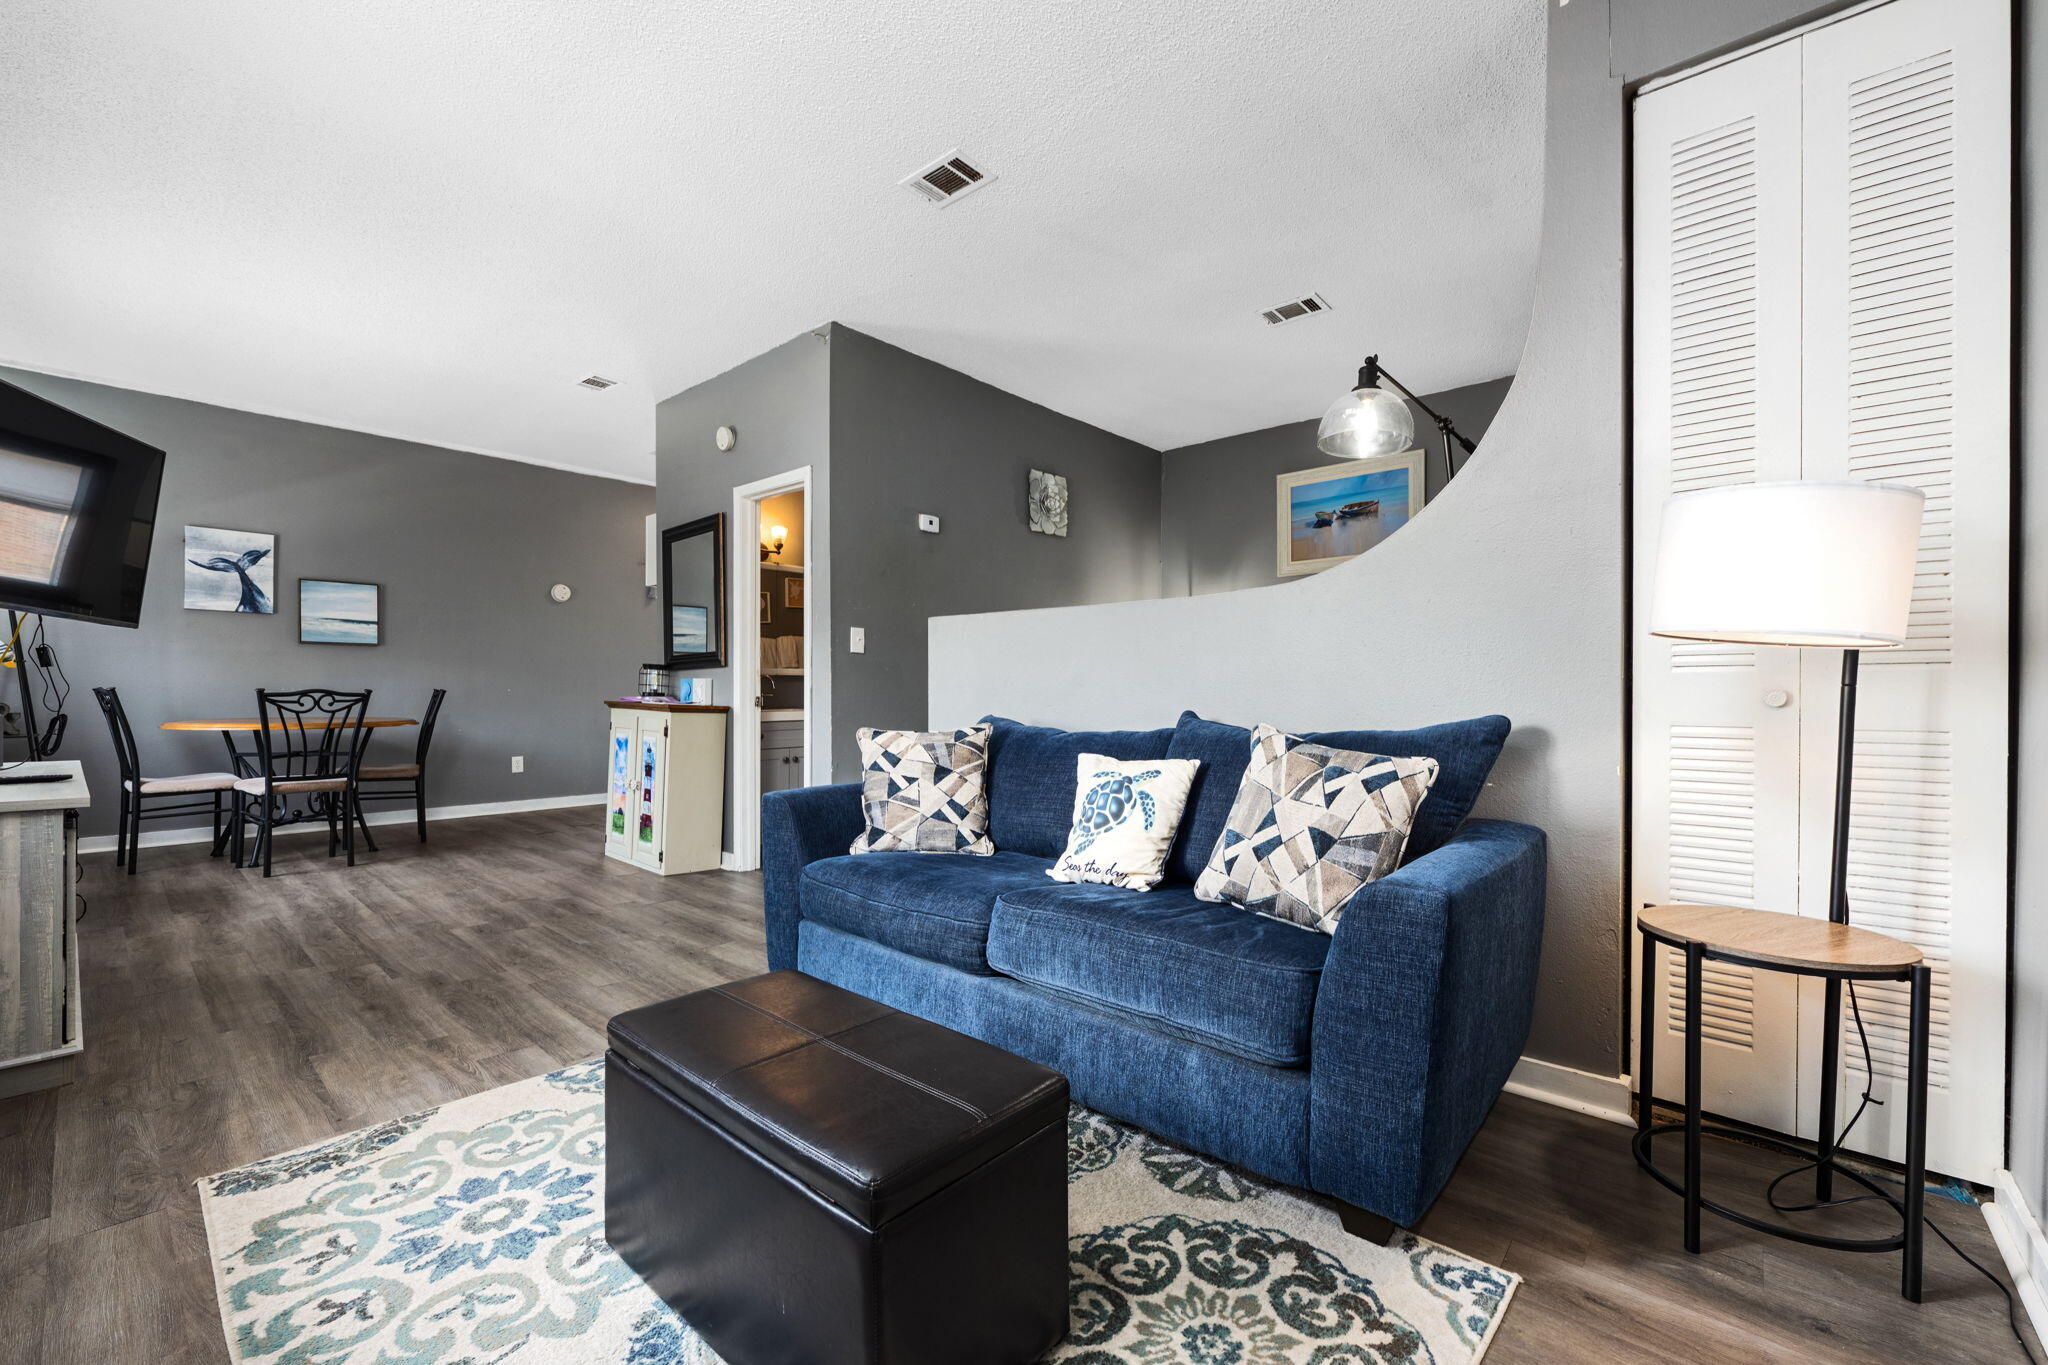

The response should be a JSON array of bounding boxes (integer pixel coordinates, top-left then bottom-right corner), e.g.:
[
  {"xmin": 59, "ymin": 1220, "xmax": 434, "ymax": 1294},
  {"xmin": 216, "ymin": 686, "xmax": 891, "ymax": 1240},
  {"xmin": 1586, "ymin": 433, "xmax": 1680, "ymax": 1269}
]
[{"xmin": 0, "ymin": 761, "xmax": 88, "ymax": 1098}]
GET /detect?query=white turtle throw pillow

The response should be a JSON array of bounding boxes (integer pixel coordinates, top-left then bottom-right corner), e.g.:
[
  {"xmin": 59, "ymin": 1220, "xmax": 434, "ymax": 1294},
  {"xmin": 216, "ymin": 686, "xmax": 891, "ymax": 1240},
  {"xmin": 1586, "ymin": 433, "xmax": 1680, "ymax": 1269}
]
[{"xmin": 1046, "ymin": 753, "xmax": 1202, "ymax": 890}]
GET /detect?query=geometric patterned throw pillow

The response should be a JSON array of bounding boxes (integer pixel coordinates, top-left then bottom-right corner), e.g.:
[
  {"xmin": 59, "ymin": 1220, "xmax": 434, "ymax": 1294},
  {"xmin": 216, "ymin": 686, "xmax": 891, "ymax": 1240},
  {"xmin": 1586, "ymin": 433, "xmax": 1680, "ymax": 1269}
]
[
  {"xmin": 1193, "ymin": 724, "xmax": 1439, "ymax": 934},
  {"xmin": 850, "ymin": 723, "xmax": 996, "ymax": 855}
]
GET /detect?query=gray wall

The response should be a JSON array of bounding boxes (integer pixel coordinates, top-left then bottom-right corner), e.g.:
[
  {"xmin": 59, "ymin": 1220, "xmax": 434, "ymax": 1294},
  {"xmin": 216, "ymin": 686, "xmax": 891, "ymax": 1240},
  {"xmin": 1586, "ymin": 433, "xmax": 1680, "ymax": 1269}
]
[
  {"xmin": 653, "ymin": 329, "xmax": 834, "ymax": 850},
  {"xmin": 2009, "ymin": 0, "xmax": 2045, "ymax": 1228},
  {"xmin": 651, "ymin": 323, "xmax": 1165, "ymax": 842},
  {"xmin": 1161, "ymin": 376, "xmax": 1514, "ymax": 597},
  {"xmin": 827, "ymin": 326, "xmax": 1163, "ymax": 779},
  {"xmin": 0, "ymin": 367, "xmax": 654, "ymax": 840},
  {"xmin": 929, "ymin": 0, "xmax": 1849, "ymax": 1077}
]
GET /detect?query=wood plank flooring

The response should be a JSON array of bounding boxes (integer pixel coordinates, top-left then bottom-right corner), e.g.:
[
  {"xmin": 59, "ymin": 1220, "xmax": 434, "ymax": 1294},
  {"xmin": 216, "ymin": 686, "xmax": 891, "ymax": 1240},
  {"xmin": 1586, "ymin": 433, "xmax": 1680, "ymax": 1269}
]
[{"xmin": 0, "ymin": 807, "xmax": 2034, "ymax": 1362}]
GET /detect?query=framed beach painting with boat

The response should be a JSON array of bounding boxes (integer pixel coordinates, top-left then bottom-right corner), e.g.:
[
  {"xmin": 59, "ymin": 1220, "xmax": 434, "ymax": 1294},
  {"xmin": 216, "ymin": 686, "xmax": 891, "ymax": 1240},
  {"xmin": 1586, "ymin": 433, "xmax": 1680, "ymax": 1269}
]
[{"xmin": 1275, "ymin": 450, "xmax": 1428, "ymax": 578}]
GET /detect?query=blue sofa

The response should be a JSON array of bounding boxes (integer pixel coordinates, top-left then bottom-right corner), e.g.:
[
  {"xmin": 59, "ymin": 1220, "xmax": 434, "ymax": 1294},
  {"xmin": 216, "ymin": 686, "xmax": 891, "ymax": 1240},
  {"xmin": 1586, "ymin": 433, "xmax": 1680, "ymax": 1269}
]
[{"xmin": 761, "ymin": 710, "xmax": 1546, "ymax": 1234}]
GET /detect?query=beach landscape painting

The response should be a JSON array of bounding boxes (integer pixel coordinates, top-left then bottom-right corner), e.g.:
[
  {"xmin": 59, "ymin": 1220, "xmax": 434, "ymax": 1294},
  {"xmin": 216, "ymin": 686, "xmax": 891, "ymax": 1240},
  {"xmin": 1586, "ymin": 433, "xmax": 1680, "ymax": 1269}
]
[
  {"xmin": 184, "ymin": 526, "xmax": 275, "ymax": 612},
  {"xmin": 1275, "ymin": 450, "xmax": 1429, "ymax": 578},
  {"xmin": 299, "ymin": 578, "xmax": 380, "ymax": 645},
  {"xmin": 671, "ymin": 604, "xmax": 709, "ymax": 655}
]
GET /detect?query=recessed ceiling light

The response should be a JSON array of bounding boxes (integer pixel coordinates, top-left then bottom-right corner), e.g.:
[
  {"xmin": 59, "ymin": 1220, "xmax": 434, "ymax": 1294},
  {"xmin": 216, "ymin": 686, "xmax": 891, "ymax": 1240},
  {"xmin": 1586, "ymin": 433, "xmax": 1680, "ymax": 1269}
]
[
  {"xmin": 901, "ymin": 151, "xmax": 996, "ymax": 207},
  {"xmin": 1261, "ymin": 293, "xmax": 1331, "ymax": 326},
  {"xmin": 578, "ymin": 375, "xmax": 619, "ymax": 390}
]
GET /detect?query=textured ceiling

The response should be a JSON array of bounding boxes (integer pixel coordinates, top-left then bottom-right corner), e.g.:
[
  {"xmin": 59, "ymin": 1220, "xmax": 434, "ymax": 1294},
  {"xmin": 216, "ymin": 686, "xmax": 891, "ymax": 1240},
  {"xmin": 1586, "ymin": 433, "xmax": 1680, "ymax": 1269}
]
[{"xmin": 0, "ymin": 0, "xmax": 1544, "ymax": 482}]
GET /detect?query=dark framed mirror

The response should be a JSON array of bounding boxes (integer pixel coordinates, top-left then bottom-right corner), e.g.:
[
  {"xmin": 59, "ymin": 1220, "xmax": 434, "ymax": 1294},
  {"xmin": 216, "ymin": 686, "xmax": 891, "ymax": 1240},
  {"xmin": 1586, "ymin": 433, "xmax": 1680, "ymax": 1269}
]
[{"xmin": 662, "ymin": 513, "xmax": 726, "ymax": 669}]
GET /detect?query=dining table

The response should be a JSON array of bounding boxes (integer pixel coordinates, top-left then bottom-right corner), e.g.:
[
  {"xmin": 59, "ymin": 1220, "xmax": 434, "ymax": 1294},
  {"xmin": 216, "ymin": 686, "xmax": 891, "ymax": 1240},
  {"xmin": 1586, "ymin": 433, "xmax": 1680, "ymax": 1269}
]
[{"xmin": 159, "ymin": 715, "xmax": 417, "ymax": 866}]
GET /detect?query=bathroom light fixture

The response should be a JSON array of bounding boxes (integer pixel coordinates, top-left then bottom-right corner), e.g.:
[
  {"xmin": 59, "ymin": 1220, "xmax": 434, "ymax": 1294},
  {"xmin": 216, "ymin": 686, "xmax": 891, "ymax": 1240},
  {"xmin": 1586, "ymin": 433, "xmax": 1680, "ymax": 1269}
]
[
  {"xmin": 761, "ymin": 524, "xmax": 788, "ymax": 562},
  {"xmin": 1316, "ymin": 354, "xmax": 1478, "ymax": 483}
]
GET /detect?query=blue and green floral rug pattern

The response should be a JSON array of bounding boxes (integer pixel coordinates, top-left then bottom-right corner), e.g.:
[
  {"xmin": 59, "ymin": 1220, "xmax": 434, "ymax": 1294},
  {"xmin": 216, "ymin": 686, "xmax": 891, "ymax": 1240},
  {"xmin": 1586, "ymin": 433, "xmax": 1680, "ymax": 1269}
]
[{"xmin": 200, "ymin": 1059, "xmax": 1515, "ymax": 1363}]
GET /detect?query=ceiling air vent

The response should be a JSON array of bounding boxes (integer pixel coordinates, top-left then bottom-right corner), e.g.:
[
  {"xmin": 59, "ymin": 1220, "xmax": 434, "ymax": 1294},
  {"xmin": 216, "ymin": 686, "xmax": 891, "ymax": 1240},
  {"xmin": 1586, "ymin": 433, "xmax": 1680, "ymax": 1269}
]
[
  {"xmin": 901, "ymin": 150, "xmax": 996, "ymax": 206},
  {"xmin": 1261, "ymin": 293, "xmax": 1331, "ymax": 326},
  {"xmin": 578, "ymin": 375, "xmax": 619, "ymax": 390}
]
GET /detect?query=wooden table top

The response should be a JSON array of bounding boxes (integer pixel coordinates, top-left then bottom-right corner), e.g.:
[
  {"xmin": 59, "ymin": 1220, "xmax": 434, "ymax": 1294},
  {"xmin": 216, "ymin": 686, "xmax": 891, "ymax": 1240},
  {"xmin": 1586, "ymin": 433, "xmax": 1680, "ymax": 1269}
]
[
  {"xmin": 1639, "ymin": 904, "xmax": 1922, "ymax": 972},
  {"xmin": 604, "ymin": 700, "xmax": 731, "ymax": 714},
  {"xmin": 160, "ymin": 716, "xmax": 417, "ymax": 732}
]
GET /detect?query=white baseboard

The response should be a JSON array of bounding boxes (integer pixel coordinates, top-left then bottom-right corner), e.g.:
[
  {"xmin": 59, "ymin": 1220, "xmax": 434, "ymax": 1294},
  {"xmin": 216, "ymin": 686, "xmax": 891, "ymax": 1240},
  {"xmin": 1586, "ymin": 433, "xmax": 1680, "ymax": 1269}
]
[
  {"xmin": 77, "ymin": 792, "xmax": 605, "ymax": 855},
  {"xmin": 1984, "ymin": 1169, "xmax": 2048, "ymax": 1347},
  {"xmin": 1503, "ymin": 1055, "xmax": 1634, "ymax": 1127}
]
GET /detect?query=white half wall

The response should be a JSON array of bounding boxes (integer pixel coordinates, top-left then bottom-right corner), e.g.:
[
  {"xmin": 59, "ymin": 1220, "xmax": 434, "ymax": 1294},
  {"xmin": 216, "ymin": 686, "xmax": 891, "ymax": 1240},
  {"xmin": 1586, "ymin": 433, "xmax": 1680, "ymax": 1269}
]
[
  {"xmin": 928, "ymin": 1, "xmax": 1840, "ymax": 1075},
  {"xmin": 928, "ymin": 362, "xmax": 1625, "ymax": 1070}
]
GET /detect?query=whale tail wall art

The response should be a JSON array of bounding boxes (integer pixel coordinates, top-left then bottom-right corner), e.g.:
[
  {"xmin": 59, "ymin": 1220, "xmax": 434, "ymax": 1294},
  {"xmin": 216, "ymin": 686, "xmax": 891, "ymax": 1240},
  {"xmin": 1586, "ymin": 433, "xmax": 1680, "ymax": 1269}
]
[{"xmin": 183, "ymin": 526, "xmax": 275, "ymax": 613}]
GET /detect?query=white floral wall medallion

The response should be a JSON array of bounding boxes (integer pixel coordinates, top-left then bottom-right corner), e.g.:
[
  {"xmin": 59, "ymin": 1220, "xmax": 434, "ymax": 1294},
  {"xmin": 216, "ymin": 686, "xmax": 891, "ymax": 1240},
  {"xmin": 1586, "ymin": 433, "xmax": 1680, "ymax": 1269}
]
[{"xmin": 1028, "ymin": 468, "xmax": 1069, "ymax": 537}]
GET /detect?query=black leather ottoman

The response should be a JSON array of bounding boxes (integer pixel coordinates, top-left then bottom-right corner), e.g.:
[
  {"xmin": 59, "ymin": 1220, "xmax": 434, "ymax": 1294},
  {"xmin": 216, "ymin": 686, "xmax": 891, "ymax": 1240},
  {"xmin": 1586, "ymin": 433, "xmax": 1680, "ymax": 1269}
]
[{"xmin": 605, "ymin": 970, "xmax": 1070, "ymax": 1365}]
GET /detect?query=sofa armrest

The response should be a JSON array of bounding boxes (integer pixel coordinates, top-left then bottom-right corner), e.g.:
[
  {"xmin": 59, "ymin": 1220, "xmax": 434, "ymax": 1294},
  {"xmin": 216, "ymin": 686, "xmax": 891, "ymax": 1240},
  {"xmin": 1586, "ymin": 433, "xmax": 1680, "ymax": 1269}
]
[
  {"xmin": 761, "ymin": 782, "xmax": 864, "ymax": 970},
  {"xmin": 1307, "ymin": 818, "xmax": 1547, "ymax": 1225}
]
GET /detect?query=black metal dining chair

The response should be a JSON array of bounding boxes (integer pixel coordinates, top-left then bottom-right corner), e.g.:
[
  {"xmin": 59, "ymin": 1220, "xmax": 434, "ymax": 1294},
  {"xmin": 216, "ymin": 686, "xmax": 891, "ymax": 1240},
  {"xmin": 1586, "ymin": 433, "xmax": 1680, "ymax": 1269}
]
[
  {"xmin": 92, "ymin": 687, "xmax": 238, "ymax": 875},
  {"xmin": 230, "ymin": 688, "xmax": 374, "ymax": 877},
  {"xmin": 354, "ymin": 687, "xmax": 445, "ymax": 843}
]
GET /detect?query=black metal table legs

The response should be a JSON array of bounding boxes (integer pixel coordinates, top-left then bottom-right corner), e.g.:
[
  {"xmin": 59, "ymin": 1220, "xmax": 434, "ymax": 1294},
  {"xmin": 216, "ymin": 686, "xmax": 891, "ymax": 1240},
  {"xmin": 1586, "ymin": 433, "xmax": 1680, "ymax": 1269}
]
[
  {"xmin": 1818, "ymin": 976, "xmax": 1841, "ymax": 1203},
  {"xmin": 1683, "ymin": 941, "xmax": 1704, "ymax": 1255},
  {"xmin": 1633, "ymin": 927, "xmax": 1933, "ymax": 1302},
  {"xmin": 1903, "ymin": 962, "xmax": 1931, "ymax": 1301}
]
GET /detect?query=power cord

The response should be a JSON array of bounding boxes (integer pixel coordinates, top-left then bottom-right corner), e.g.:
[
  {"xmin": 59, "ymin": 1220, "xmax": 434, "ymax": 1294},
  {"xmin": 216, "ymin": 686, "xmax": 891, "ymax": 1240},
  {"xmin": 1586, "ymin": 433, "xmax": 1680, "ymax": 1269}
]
[
  {"xmin": 27, "ymin": 615, "xmax": 67, "ymax": 755},
  {"xmin": 1761, "ymin": 982, "xmax": 2039, "ymax": 1363}
]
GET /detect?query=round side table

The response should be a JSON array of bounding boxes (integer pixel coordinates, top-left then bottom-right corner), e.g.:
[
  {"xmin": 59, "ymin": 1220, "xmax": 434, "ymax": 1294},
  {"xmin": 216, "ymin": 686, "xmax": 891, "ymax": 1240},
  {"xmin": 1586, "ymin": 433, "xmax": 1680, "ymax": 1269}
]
[{"xmin": 1633, "ymin": 904, "xmax": 1932, "ymax": 1301}]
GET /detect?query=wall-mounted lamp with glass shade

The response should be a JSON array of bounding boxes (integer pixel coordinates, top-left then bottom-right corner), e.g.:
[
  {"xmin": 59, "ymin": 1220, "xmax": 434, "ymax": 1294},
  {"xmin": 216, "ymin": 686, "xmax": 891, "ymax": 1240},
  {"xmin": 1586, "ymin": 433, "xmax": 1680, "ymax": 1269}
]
[{"xmin": 760, "ymin": 524, "xmax": 788, "ymax": 562}]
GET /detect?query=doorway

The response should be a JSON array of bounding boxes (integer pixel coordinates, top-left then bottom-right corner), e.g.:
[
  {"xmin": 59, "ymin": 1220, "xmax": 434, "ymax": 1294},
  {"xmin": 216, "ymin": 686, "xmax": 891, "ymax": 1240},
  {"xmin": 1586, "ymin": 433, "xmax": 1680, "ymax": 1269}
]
[{"xmin": 730, "ymin": 467, "xmax": 814, "ymax": 870}]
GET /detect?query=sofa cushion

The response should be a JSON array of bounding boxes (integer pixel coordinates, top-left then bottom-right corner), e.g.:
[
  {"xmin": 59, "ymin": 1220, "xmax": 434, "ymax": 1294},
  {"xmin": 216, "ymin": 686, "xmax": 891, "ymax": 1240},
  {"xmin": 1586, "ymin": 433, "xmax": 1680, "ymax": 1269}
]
[
  {"xmin": 1165, "ymin": 711, "xmax": 1511, "ymax": 884},
  {"xmin": 987, "ymin": 881, "xmax": 1331, "ymax": 1066},
  {"xmin": 799, "ymin": 850, "xmax": 1057, "ymax": 975},
  {"xmin": 980, "ymin": 716, "xmax": 1175, "ymax": 858}
]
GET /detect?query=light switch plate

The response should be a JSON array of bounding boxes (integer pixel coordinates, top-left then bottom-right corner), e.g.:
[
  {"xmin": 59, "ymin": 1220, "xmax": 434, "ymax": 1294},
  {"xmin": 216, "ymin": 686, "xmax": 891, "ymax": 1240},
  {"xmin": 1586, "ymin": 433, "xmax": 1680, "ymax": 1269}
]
[
  {"xmin": 849, "ymin": 626, "xmax": 865, "ymax": 654},
  {"xmin": 918, "ymin": 513, "xmax": 941, "ymax": 533}
]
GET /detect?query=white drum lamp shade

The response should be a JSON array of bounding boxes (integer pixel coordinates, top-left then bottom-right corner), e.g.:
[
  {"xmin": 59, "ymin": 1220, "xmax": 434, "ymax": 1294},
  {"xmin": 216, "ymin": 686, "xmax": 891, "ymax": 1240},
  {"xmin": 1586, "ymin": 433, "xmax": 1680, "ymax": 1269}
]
[{"xmin": 1651, "ymin": 481, "xmax": 1925, "ymax": 648}]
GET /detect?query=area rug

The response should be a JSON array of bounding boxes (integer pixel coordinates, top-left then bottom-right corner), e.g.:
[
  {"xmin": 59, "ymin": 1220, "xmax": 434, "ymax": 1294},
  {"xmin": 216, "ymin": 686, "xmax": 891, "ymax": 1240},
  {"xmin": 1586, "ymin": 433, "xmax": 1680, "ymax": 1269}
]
[{"xmin": 199, "ymin": 1059, "xmax": 1517, "ymax": 1364}]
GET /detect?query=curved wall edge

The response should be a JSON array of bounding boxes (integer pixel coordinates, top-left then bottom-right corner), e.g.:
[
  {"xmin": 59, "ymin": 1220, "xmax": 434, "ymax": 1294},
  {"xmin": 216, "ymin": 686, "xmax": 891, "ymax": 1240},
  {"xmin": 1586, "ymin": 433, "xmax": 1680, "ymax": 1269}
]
[{"xmin": 926, "ymin": 1, "xmax": 1836, "ymax": 1074}]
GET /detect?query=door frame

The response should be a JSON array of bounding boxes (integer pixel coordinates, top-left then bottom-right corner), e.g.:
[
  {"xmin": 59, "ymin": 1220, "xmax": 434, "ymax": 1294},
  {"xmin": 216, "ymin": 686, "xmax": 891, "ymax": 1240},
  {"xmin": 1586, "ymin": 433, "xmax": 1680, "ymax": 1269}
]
[{"xmin": 730, "ymin": 466, "xmax": 814, "ymax": 871}]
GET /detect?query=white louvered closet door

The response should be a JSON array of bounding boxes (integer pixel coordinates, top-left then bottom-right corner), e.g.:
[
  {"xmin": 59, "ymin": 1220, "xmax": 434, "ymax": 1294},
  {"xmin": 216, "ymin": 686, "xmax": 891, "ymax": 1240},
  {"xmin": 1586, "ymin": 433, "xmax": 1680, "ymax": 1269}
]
[
  {"xmin": 1631, "ymin": 40, "xmax": 1805, "ymax": 1133},
  {"xmin": 1631, "ymin": 0, "xmax": 2009, "ymax": 1182},
  {"xmin": 1794, "ymin": 0, "xmax": 2009, "ymax": 1181}
]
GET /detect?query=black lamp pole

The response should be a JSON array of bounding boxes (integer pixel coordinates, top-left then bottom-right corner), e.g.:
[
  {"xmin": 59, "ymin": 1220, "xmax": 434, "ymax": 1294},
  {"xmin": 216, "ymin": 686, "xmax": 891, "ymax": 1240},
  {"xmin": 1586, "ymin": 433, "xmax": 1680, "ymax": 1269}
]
[
  {"xmin": 1814, "ymin": 646, "xmax": 1863, "ymax": 1198},
  {"xmin": 1356, "ymin": 354, "xmax": 1480, "ymax": 484},
  {"xmin": 1827, "ymin": 648, "xmax": 1862, "ymax": 926}
]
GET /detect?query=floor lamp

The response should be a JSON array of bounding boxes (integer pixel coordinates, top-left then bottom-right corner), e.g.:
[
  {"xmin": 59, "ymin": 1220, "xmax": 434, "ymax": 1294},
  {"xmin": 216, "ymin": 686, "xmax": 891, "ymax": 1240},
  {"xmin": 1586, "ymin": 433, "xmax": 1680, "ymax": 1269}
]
[
  {"xmin": 1649, "ymin": 480, "xmax": 1924, "ymax": 1190},
  {"xmin": 1315, "ymin": 354, "xmax": 1481, "ymax": 485}
]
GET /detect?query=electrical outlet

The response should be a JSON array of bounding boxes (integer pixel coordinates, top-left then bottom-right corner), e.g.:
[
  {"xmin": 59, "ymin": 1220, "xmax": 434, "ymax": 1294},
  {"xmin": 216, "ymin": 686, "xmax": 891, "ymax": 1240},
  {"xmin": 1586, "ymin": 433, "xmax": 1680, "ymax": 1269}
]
[
  {"xmin": 511, "ymin": 755, "xmax": 525, "ymax": 773},
  {"xmin": 849, "ymin": 626, "xmax": 865, "ymax": 654},
  {"xmin": 918, "ymin": 513, "xmax": 940, "ymax": 533}
]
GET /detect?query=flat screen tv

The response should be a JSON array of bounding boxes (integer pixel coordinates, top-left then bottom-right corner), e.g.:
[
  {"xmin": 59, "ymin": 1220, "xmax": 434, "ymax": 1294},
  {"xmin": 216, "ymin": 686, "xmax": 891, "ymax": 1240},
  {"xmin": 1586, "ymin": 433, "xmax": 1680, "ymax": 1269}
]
[{"xmin": 0, "ymin": 377, "xmax": 164, "ymax": 628}]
